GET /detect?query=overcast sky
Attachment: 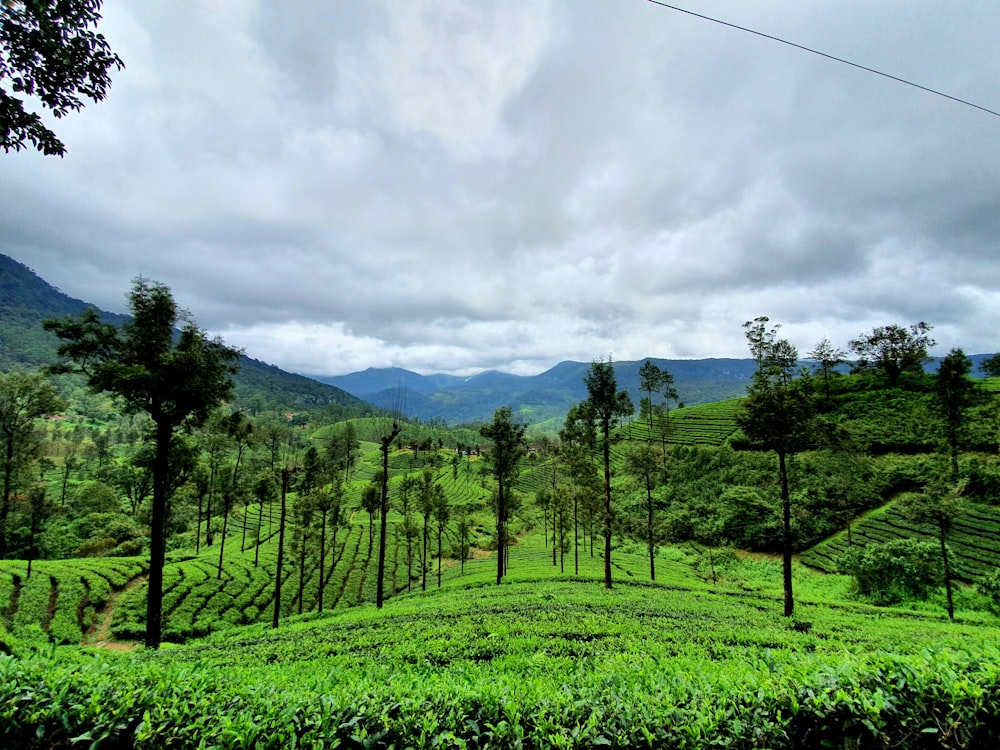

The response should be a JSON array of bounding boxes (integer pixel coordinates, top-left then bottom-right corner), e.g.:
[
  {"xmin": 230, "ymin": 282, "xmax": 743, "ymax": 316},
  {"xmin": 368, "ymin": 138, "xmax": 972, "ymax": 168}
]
[{"xmin": 4, "ymin": 1, "xmax": 1000, "ymax": 376}]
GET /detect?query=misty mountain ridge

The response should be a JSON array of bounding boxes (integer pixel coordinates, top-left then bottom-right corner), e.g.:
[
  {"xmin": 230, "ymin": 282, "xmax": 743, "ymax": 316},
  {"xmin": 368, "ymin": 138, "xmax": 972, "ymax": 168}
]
[
  {"xmin": 315, "ymin": 354, "xmax": 998, "ymax": 427},
  {"xmin": 313, "ymin": 358, "xmax": 761, "ymax": 426}
]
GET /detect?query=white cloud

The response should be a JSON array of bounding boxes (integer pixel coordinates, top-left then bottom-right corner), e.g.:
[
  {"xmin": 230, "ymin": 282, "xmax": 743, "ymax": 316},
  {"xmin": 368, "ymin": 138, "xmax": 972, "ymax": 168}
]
[{"xmin": 3, "ymin": 0, "xmax": 1000, "ymax": 377}]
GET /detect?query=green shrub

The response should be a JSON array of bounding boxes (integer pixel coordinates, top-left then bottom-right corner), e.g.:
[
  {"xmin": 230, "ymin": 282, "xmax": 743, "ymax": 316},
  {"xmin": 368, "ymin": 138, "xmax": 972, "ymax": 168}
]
[
  {"xmin": 962, "ymin": 458, "xmax": 1000, "ymax": 504},
  {"xmin": 976, "ymin": 568, "xmax": 1000, "ymax": 615},
  {"xmin": 840, "ymin": 538, "xmax": 941, "ymax": 605}
]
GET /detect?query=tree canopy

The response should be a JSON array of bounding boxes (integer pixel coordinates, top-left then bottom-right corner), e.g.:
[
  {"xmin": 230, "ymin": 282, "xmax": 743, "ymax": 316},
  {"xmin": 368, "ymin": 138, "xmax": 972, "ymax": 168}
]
[
  {"xmin": 44, "ymin": 278, "xmax": 240, "ymax": 648},
  {"xmin": 582, "ymin": 356, "xmax": 633, "ymax": 589},
  {"xmin": 849, "ymin": 322, "xmax": 935, "ymax": 386},
  {"xmin": 480, "ymin": 406, "xmax": 526, "ymax": 585},
  {"xmin": 1, "ymin": 0, "xmax": 124, "ymax": 156}
]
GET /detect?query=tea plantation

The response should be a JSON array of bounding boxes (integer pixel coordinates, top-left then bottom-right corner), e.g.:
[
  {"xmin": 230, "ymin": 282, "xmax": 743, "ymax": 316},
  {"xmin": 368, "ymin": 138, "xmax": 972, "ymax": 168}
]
[{"xmin": 3, "ymin": 548, "xmax": 1000, "ymax": 749}]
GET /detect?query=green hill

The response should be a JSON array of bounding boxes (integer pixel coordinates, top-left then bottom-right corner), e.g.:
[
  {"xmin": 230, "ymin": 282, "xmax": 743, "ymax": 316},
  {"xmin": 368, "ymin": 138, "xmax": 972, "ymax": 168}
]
[{"xmin": 0, "ymin": 253, "xmax": 367, "ymax": 413}]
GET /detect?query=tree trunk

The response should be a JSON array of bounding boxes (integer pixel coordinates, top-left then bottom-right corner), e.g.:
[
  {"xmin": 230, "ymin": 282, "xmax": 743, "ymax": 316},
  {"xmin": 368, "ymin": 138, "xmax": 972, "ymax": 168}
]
[
  {"xmin": 297, "ymin": 527, "xmax": 307, "ymax": 616},
  {"xmin": 254, "ymin": 500, "xmax": 264, "ymax": 567},
  {"xmin": 647, "ymin": 475, "xmax": 655, "ymax": 582},
  {"xmin": 779, "ymin": 450, "xmax": 794, "ymax": 618},
  {"xmin": 240, "ymin": 501, "xmax": 248, "ymax": 552},
  {"xmin": 376, "ymin": 425, "xmax": 400, "ymax": 608},
  {"xmin": 940, "ymin": 527, "xmax": 955, "ymax": 620},
  {"xmin": 574, "ymin": 492, "xmax": 579, "ymax": 576},
  {"xmin": 422, "ymin": 517, "xmax": 428, "ymax": 591},
  {"xmin": 559, "ymin": 509, "xmax": 564, "ymax": 573},
  {"xmin": 496, "ymin": 452, "xmax": 506, "ymax": 585},
  {"xmin": 317, "ymin": 508, "xmax": 327, "ymax": 612},
  {"xmin": 217, "ymin": 491, "xmax": 231, "ymax": 580},
  {"xmin": 205, "ymin": 464, "xmax": 216, "ymax": 547},
  {"xmin": 552, "ymin": 510, "xmax": 557, "ymax": 567},
  {"xmin": 406, "ymin": 522, "xmax": 412, "ymax": 592},
  {"xmin": 195, "ymin": 490, "xmax": 203, "ymax": 555},
  {"xmin": 0, "ymin": 435, "xmax": 15, "ymax": 558},
  {"xmin": 272, "ymin": 469, "xmax": 289, "ymax": 629},
  {"xmin": 437, "ymin": 525, "xmax": 443, "ymax": 588},
  {"xmin": 145, "ymin": 418, "xmax": 171, "ymax": 649},
  {"xmin": 603, "ymin": 420, "xmax": 613, "ymax": 589}
]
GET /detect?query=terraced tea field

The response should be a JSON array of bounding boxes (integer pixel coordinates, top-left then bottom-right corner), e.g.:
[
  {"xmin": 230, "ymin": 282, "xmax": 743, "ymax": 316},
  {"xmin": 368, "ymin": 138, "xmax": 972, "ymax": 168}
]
[
  {"xmin": 802, "ymin": 499, "xmax": 1000, "ymax": 579},
  {"xmin": 5, "ymin": 560, "xmax": 999, "ymax": 749},
  {"xmin": 621, "ymin": 399, "xmax": 741, "ymax": 446}
]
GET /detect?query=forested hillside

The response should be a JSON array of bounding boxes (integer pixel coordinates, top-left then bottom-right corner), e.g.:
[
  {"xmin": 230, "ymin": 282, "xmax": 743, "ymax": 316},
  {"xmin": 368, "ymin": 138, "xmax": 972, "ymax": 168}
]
[{"xmin": 0, "ymin": 254, "xmax": 367, "ymax": 414}]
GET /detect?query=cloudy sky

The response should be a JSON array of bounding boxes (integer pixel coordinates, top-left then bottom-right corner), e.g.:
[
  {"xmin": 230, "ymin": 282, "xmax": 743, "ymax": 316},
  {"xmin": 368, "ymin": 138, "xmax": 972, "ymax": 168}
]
[{"xmin": 4, "ymin": 1, "xmax": 1000, "ymax": 376}]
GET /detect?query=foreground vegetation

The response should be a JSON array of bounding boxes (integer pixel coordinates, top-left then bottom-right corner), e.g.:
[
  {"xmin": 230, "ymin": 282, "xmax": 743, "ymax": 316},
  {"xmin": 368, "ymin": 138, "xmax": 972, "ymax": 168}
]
[{"xmin": 3, "ymin": 549, "xmax": 999, "ymax": 749}]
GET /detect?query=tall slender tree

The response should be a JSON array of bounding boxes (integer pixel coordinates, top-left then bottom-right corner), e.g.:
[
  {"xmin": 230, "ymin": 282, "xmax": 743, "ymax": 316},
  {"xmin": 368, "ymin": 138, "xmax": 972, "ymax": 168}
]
[
  {"xmin": 582, "ymin": 357, "xmax": 634, "ymax": 589},
  {"xmin": 375, "ymin": 414, "xmax": 401, "ymax": 608},
  {"xmin": 624, "ymin": 442, "xmax": 662, "ymax": 581},
  {"xmin": 808, "ymin": 337, "xmax": 847, "ymax": 403},
  {"xmin": 935, "ymin": 348, "xmax": 975, "ymax": 483},
  {"xmin": 0, "ymin": 371, "xmax": 65, "ymax": 558},
  {"xmin": 479, "ymin": 406, "xmax": 526, "ymax": 584},
  {"xmin": 417, "ymin": 469, "xmax": 438, "ymax": 591},
  {"xmin": 735, "ymin": 320, "xmax": 815, "ymax": 617},
  {"xmin": 901, "ymin": 483, "xmax": 964, "ymax": 620},
  {"xmin": 638, "ymin": 360, "xmax": 678, "ymax": 436},
  {"xmin": 434, "ymin": 489, "xmax": 450, "ymax": 587},
  {"xmin": 314, "ymin": 474, "xmax": 342, "ymax": 613},
  {"xmin": 45, "ymin": 278, "xmax": 240, "ymax": 648},
  {"xmin": 219, "ymin": 412, "xmax": 254, "ymax": 578}
]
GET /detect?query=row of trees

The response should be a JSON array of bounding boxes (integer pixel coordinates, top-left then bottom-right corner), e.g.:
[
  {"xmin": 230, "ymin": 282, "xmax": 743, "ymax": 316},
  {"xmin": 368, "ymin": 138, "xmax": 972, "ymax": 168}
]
[
  {"xmin": 3, "ymin": 277, "xmax": 995, "ymax": 644},
  {"xmin": 475, "ymin": 316, "xmax": 991, "ymax": 622},
  {"xmin": 737, "ymin": 316, "xmax": 984, "ymax": 618}
]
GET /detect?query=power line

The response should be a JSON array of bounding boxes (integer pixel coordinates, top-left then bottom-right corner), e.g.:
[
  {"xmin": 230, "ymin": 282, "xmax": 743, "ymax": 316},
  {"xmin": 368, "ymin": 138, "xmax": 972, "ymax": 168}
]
[{"xmin": 645, "ymin": 0, "xmax": 1000, "ymax": 121}]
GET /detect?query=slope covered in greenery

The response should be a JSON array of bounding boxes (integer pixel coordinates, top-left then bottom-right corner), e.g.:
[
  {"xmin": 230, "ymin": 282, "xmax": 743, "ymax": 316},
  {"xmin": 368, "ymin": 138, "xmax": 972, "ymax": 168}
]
[
  {"xmin": 0, "ymin": 254, "xmax": 366, "ymax": 414},
  {"xmin": 3, "ymin": 555, "xmax": 1000, "ymax": 749}
]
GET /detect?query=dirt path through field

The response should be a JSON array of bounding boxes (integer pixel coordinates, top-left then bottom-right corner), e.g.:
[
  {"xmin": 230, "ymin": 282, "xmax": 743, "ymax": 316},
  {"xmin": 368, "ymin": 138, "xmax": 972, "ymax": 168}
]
[{"xmin": 82, "ymin": 574, "xmax": 146, "ymax": 651}]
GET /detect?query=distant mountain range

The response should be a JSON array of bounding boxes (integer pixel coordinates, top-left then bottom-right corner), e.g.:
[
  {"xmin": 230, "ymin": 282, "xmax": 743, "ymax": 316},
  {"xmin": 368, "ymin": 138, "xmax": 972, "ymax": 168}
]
[
  {"xmin": 312, "ymin": 359, "xmax": 759, "ymax": 426},
  {"xmin": 313, "ymin": 352, "xmax": 999, "ymax": 428},
  {"xmin": 0, "ymin": 254, "xmax": 365, "ymax": 414}
]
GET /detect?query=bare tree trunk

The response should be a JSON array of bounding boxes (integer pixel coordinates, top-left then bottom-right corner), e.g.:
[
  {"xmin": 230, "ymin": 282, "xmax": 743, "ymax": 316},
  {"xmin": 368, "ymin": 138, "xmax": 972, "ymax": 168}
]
[
  {"xmin": 940, "ymin": 526, "xmax": 955, "ymax": 620},
  {"xmin": 647, "ymin": 475, "xmax": 655, "ymax": 582},
  {"xmin": 603, "ymin": 422, "xmax": 613, "ymax": 589},
  {"xmin": 437, "ymin": 524, "xmax": 443, "ymax": 588},
  {"xmin": 779, "ymin": 450, "xmax": 794, "ymax": 618},
  {"xmin": 574, "ymin": 492, "xmax": 579, "ymax": 576},
  {"xmin": 376, "ymin": 422, "xmax": 400, "ymax": 608},
  {"xmin": 317, "ymin": 508, "xmax": 327, "ymax": 612},
  {"xmin": 254, "ymin": 500, "xmax": 264, "ymax": 567},
  {"xmin": 272, "ymin": 469, "xmax": 290, "ymax": 629},
  {"xmin": 195, "ymin": 491, "xmax": 203, "ymax": 555},
  {"xmin": 217, "ymin": 491, "xmax": 231, "ymax": 580},
  {"xmin": 145, "ymin": 419, "xmax": 171, "ymax": 649}
]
